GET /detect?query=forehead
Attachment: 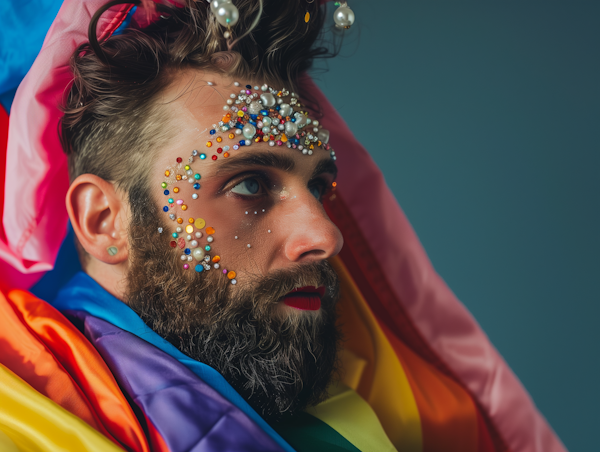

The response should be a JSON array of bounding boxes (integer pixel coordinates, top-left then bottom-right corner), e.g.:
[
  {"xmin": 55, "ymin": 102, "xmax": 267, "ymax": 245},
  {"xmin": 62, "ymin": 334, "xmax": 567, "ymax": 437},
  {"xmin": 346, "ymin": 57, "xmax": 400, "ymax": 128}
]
[{"xmin": 155, "ymin": 70, "xmax": 335, "ymax": 172}]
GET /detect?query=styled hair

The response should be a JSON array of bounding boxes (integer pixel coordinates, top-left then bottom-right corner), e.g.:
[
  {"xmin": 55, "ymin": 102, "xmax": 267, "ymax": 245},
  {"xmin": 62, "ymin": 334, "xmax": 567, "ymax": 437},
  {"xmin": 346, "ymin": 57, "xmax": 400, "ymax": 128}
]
[{"xmin": 60, "ymin": 0, "xmax": 330, "ymax": 198}]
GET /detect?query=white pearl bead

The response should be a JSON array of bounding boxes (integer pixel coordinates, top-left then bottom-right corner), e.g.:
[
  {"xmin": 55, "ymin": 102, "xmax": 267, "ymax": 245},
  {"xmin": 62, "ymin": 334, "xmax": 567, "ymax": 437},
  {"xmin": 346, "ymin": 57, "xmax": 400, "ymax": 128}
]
[
  {"xmin": 192, "ymin": 193, "xmax": 198, "ymax": 199},
  {"xmin": 190, "ymin": 240, "xmax": 198, "ymax": 247},
  {"xmin": 192, "ymin": 248, "xmax": 205, "ymax": 261},
  {"xmin": 231, "ymin": 279, "xmax": 237, "ymax": 285},
  {"xmin": 187, "ymin": 256, "xmax": 193, "ymax": 262},
  {"xmin": 235, "ymin": 129, "xmax": 242, "ymax": 135},
  {"xmin": 222, "ymin": 105, "xmax": 229, "ymax": 111},
  {"xmin": 210, "ymin": 0, "xmax": 231, "ymax": 14},
  {"xmin": 234, "ymin": 81, "xmax": 240, "ymax": 86},
  {"xmin": 242, "ymin": 124, "xmax": 256, "ymax": 139},
  {"xmin": 180, "ymin": 255, "xmax": 187, "ymax": 261},
  {"xmin": 247, "ymin": 244, "xmax": 251, "ymax": 248},
  {"xmin": 269, "ymin": 141, "xmax": 275, "ymax": 147},
  {"xmin": 214, "ymin": 263, "xmax": 220, "ymax": 269},
  {"xmin": 333, "ymin": 5, "xmax": 355, "ymax": 28},
  {"xmin": 176, "ymin": 227, "xmax": 182, "ymax": 233},
  {"xmin": 227, "ymin": 99, "xmax": 233, "ymax": 105},
  {"xmin": 195, "ymin": 232, "xmax": 202, "ymax": 238},
  {"xmin": 186, "ymin": 235, "xmax": 192, "ymax": 240},
  {"xmin": 215, "ymin": 2, "xmax": 239, "ymax": 27},
  {"xmin": 207, "ymin": 236, "xmax": 214, "ymax": 243}
]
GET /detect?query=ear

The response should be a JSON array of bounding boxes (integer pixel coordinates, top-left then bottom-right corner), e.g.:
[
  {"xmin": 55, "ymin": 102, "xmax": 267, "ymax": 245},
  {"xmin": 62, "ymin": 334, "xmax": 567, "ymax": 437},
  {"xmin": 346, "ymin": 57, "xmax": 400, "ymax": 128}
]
[{"xmin": 66, "ymin": 174, "xmax": 129, "ymax": 264}]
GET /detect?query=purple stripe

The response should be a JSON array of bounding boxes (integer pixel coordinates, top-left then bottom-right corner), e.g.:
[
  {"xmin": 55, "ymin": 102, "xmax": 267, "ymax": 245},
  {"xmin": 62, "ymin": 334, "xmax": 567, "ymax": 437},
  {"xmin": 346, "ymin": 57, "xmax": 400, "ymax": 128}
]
[{"xmin": 67, "ymin": 311, "xmax": 283, "ymax": 452}]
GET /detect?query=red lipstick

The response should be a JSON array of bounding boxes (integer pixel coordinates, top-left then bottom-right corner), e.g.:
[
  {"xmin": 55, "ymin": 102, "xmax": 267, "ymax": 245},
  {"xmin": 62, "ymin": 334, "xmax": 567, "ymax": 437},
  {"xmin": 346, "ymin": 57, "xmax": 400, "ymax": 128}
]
[{"xmin": 282, "ymin": 286, "xmax": 325, "ymax": 311}]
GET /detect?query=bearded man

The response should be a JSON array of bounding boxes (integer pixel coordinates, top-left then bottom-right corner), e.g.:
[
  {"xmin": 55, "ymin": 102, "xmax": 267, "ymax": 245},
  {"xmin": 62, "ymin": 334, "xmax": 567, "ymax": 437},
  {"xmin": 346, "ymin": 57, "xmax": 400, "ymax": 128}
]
[{"xmin": 0, "ymin": 0, "xmax": 565, "ymax": 451}]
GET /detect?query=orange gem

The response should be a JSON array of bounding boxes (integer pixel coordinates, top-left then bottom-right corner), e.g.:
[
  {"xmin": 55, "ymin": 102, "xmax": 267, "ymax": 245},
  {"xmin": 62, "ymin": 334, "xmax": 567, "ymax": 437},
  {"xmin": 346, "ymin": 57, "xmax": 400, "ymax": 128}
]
[
  {"xmin": 216, "ymin": 136, "xmax": 222, "ymax": 143},
  {"xmin": 254, "ymin": 137, "xmax": 261, "ymax": 143},
  {"xmin": 262, "ymin": 136, "xmax": 269, "ymax": 142},
  {"xmin": 228, "ymin": 133, "xmax": 235, "ymax": 139},
  {"xmin": 177, "ymin": 218, "xmax": 183, "ymax": 224},
  {"xmin": 176, "ymin": 175, "xmax": 182, "ymax": 181},
  {"xmin": 332, "ymin": 182, "xmax": 337, "ymax": 187},
  {"xmin": 206, "ymin": 141, "xmax": 213, "ymax": 147},
  {"xmin": 173, "ymin": 187, "xmax": 180, "ymax": 193},
  {"xmin": 281, "ymin": 134, "xmax": 288, "ymax": 143},
  {"xmin": 188, "ymin": 217, "xmax": 194, "ymax": 223},
  {"xmin": 164, "ymin": 170, "xmax": 170, "ymax": 177},
  {"xmin": 223, "ymin": 152, "xmax": 230, "ymax": 158},
  {"xmin": 181, "ymin": 205, "xmax": 188, "ymax": 211},
  {"xmin": 205, "ymin": 226, "xmax": 215, "ymax": 235},
  {"xmin": 212, "ymin": 256, "xmax": 221, "ymax": 263},
  {"xmin": 227, "ymin": 271, "xmax": 236, "ymax": 280}
]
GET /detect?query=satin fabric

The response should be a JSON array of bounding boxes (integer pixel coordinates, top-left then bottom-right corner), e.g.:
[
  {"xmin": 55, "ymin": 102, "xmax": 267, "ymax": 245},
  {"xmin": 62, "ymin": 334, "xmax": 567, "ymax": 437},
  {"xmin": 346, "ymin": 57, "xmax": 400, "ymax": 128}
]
[
  {"xmin": 53, "ymin": 271, "xmax": 295, "ymax": 452},
  {"xmin": 0, "ymin": 363, "xmax": 124, "ymax": 452},
  {"xmin": 66, "ymin": 310, "xmax": 283, "ymax": 452},
  {"xmin": 2, "ymin": 0, "xmax": 566, "ymax": 450},
  {"xmin": 0, "ymin": 288, "xmax": 151, "ymax": 452}
]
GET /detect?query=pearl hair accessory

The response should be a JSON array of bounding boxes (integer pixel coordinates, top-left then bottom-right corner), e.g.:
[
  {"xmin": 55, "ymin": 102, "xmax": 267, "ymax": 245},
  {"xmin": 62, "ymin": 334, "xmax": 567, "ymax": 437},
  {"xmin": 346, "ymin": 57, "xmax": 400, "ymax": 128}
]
[{"xmin": 333, "ymin": 2, "xmax": 355, "ymax": 29}]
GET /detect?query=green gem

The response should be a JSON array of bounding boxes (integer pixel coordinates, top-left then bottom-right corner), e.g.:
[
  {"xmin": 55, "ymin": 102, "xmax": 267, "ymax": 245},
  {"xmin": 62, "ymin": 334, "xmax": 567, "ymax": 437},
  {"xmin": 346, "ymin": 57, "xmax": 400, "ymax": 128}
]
[
  {"xmin": 168, "ymin": 198, "xmax": 174, "ymax": 204},
  {"xmin": 194, "ymin": 173, "xmax": 201, "ymax": 180},
  {"xmin": 172, "ymin": 232, "xmax": 178, "ymax": 238},
  {"xmin": 205, "ymin": 245, "xmax": 211, "ymax": 251},
  {"xmin": 161, "ymin": 182, "xmax": 167, "ymax": 188}
]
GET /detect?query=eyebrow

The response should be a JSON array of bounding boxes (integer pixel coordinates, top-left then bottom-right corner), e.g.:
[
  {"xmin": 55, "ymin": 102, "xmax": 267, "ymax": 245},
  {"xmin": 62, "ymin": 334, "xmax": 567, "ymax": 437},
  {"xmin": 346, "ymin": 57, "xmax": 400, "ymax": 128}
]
[{"xmin": 214, "ymin": 151, "xmax": 338, "ymax": 180}]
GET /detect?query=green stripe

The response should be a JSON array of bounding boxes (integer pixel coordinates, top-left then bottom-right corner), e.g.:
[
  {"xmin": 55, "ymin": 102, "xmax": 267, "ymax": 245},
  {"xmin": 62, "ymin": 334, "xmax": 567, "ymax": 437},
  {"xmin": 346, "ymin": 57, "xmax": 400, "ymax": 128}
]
[{"xmin": 272, "ymin": 412, "xmax": 362, "ymax": 452}]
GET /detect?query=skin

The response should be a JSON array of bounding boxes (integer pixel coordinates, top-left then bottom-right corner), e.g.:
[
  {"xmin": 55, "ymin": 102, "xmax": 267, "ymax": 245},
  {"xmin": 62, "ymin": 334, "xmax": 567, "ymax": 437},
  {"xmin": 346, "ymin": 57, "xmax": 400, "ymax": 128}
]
[{"xmin": 66, "ymin": 70, "xmax": 344, "ymax": 304}]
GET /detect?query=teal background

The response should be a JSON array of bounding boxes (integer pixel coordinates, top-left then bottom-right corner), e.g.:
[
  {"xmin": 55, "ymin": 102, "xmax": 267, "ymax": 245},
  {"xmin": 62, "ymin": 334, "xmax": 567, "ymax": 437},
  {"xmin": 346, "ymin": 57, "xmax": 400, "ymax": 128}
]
[
  {"xmin": 3, "ymin": 0, "xmax": 597, "ymax": 450},
  {"xmin": 313, "ymin": 2, "xmax": 599, "ymax": 451}
]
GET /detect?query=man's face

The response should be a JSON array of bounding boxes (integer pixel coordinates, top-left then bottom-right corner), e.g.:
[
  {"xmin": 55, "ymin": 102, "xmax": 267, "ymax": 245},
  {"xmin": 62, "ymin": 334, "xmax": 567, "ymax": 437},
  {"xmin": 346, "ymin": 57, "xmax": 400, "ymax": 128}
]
[{"xmin": 125, "ymin": 70, "xmax": 344, "ymax": 422}]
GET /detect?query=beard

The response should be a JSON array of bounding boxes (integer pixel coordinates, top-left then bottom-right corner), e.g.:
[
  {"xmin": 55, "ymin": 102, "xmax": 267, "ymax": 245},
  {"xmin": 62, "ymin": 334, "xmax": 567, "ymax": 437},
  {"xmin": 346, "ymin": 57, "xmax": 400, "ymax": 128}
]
[{"xmin": 124, "ymin": 216, "xmax": 341, "ymax": 423}]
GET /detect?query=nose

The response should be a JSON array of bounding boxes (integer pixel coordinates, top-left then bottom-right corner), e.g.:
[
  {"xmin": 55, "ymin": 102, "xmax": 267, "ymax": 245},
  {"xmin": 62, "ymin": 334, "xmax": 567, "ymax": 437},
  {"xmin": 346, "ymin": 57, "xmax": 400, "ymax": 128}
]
[{"xmin": 281, "ymin": 193, "xmax": 344, "ymax": 264}]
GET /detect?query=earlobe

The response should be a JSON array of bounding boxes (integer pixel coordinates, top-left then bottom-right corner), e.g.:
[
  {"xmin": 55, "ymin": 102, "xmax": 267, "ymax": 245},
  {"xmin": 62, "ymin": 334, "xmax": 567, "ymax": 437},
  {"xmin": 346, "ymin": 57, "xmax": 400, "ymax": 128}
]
[{"xmin": 66, "ymin": 174, "xmax": 129, "ymax": 264}]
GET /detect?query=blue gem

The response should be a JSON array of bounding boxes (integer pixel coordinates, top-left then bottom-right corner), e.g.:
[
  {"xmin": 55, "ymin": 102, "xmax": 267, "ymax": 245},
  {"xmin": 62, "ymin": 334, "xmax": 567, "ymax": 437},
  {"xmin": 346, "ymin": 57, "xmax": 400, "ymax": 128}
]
[
  {"xmin": 294, "ymin": 138, "xmax": 300, "ymax": 145},
  {"xmin": 260, "ymin": 110, "xmax": 268, "ymax": 115},
  {"xmin": 193, "ymin": 183, "xmax": 200, "ymax": 189},
  {"xmin": 250, "ymin": 114, "xmax": 257, "ymax": 120},
  {"xmin": 200, "ymin": 153, "xmax": 206, "ymax": 160},
  {"xmin": 210, "ymin": 129, "xmax": 216, "ymax": 135},
  {"xmin": 185, "ymin": 248, "xmax": 191, "ymax": 255},
  {"xmin": 235, "ymin": 123, "xmax": 244, "ymax": 129},
  {"xmin": 195, "ymin": 264, "xmax": 203, "ymax": 273},
  {"xmin": 163, "ymin": 190, "xmax": 169, "ymax": 195},
  {"xmin": 239, "ymin": 140, "xmax": 246, "ymax": 146},
  {"xmin": 245, "ymin": 84, "xmax": 251, "ymax": 89},
  {"xmin": 172, "ymin": 232, "xmax": 178, "ymax": 238},
  {"xmin": 163, "ymin": 206, "xmax": 169, "ymax": 212},
  {"xmin": 194, "ymin": 173, "xmax": 201, "ymax": 180},
  {"xmin": 291, "ymin": 118, "xmax": 296, "ymax": 122},
  {"xmin": 205, "ymin": 245, "xmax": 211, "ymax": 251},
  {"xmin": 249, "ymin": 120, "xmax": 257, "ymax": 127},
  {"xmin": 275, "ymin": 105, "xmax": 280, "ymax": 111}
]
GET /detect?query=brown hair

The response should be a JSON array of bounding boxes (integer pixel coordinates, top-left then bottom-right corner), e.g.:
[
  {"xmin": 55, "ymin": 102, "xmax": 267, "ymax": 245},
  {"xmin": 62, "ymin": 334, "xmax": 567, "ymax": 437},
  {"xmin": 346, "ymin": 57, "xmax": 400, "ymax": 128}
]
[{"xmin": 60, "ymin": 0, "xmax": 332, "ymax": 208}]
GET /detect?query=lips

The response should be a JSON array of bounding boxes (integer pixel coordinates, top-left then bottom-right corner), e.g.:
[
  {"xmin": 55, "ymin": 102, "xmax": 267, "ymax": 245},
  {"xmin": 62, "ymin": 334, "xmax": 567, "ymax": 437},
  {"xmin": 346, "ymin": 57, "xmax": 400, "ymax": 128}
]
[{"xmin": 282, "ymin": 286, "xmax": 325, "ymax": 311}]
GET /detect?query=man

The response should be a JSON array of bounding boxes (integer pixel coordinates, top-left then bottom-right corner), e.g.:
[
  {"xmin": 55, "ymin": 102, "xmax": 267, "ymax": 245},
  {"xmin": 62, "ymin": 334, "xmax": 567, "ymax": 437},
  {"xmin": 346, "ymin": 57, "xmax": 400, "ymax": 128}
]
[{"xmin": 0, "ymin": 0, "xmax": 565, "ymax": 451}]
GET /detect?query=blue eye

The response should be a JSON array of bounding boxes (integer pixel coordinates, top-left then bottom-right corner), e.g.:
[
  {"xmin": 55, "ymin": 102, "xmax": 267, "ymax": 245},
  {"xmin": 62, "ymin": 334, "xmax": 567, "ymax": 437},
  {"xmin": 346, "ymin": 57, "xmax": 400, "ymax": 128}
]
[
  {"xmin": 310, "ymin": 186, "xmax": 322, "ymax": 200},
  {"xmin": 231, "ymin": 178, "xmax": 260, "ymax": 195}
]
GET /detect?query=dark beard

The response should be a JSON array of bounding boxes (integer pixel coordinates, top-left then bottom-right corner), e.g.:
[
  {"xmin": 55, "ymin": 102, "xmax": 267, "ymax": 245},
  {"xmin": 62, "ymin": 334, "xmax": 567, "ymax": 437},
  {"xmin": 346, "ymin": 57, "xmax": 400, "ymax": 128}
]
[{"xmin": 125, "ymin": 218, "xmax": 341, "ymax": 423}]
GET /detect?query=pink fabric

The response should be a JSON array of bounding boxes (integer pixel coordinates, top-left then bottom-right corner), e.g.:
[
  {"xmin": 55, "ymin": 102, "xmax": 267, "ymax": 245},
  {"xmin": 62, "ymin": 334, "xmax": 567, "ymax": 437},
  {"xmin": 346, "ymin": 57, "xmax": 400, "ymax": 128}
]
[
  {"xmin": 2, "ymin": 0, "xmax": 565, "ymax": 451},
  {"xmin": 304, "ymin": 74, "xmax": 566, "ymax": 452}
]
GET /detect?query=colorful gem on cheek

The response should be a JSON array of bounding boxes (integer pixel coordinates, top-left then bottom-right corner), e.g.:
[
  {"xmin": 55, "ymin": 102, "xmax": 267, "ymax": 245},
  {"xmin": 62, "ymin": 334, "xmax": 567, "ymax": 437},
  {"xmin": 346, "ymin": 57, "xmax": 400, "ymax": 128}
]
[
  {"xmin": 192, "ymin": 193, "xmax": 199, "ymax": 199},
  {"xmin": 176, "ymin": 199, "xmax": 183, "ymax": 205},
  {"xmin": 181, "ymin": 205, "xmax": 188, "ymax": 211},
  {"xmin": 222, "ymin": 269, "xmax": 228, "ymax": 274},
  {"xmin": 206, "ymin": 141, "xmax": 213, "ymax": 147},
  {"xmin": 172, "ymin": 232, "xmax": 178, "ymax": 238},
  {"xmin": 216, "ymin": 137, "xmax": 223, "ymax": 143},
  {"xmin": 184, "ymin": 248, "xmax": 191, "ymax": 255},
  {"xmin": 195, "ymin": 264, "xmax": 204, "ymax": 272},
  {"xmin": 176, "ymin": 157, "xmax": 182, "ymax": 163},
  {"xmin": 176, "ymin": 175, "xmax": 182, "ymax": 181},
  {"xmin": 233, "ymin": 145, "xmax": 239, "ymax": 150},
  {"xmin": 164, "ymin": 190, "xmax": 169, "ymax": 195},
  {"xmin": 177, "ymin": 238, "xmax": 185, "ymax": 249},
  {"xmin": 212, "ymin": 256, "xmax": 221, "ymax": 263},
  {"xmin": 170, "ymin": 241, "xmax": 176, "ymax": 248},
  {"xmin": 228, "ymin": 133, "xmax": 235, "ymax": 139},
  {"xmin": 212, "ymin": 155, "xmax": 217, "ymax": 161},
  {"xmin": 200, "ymin": 153, "xmax": 207, "ymax": 160},
  {"xmin": 183, "ymin": 264, "xmax": 189, "ymax": 270},
  {"xmin": 173, "ymin": 187, "xmax": 180, "ymax": 193},
  {"xmin": 161, "ymin": 182, "xmax": 167, "ymax": 188},
  {"xmin": 177, "ymin": 218, "xmax": 183, "ymax": 224},
  {"xmin": 223, "ymin": 152, "xmax": 230, "ymax": 158},
  {"xmin": 185, "ymin": 225, "xmax": 194, "ymax": 234},
  {"xmin": 184, "ymin": 165, "xmax": 190, "ymax": 170},
  {"xmin": 194, "ymin": 174, "xmax": 201, "ymax": 180},
  {"xmin": 168, "ymin": 198, "xmax": 174, "ymax": 204},
  {"xmin": 206, "ymin": 227, "xmax": 215, "ymax": 235},
  {"xmin": 217, "ymin": 148, "xmax": 223, "ymax": 154},
  {"xmin": 188, "ymin": 217, "xmax": 194, "ymax": 223},
  {"xmin": 193, "ymin": 183, "xmax": 200, "ymax": 189},
  {"xmin": 165, "ymin": 170, "xmax": 170, "ymax": 176},
  {"xmin": 205, "ymin": 245, "xmax": 211, "ymax": 251},
  {"xmin": 195, "ymin": 218, "xmax": 206, "ymax": 229},
  {"xmin": 227, "ymin": 271, "xmax": 236, "ymax": 280},
  {"xmin": 163, "ymin": 206, "xmax": 169, "ymax": 212},
  {"xmin": 210, "ymin": 129, "xmax": 216, "ymax": 135}
]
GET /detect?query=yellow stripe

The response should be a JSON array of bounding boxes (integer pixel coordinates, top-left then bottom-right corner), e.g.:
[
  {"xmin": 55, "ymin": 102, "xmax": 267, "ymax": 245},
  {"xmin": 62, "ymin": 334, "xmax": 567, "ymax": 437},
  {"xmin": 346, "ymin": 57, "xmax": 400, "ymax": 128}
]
[
  {"xmin": 0, "ymin": 364, "xmax": 123, "ymax": 452},
  {"xmin": 307, "ymin": 382, "xmax": 397, "ymax": 452},
  {"xmin": 330, "ymin": 256, "xmax": 423, "ymax": 451}
]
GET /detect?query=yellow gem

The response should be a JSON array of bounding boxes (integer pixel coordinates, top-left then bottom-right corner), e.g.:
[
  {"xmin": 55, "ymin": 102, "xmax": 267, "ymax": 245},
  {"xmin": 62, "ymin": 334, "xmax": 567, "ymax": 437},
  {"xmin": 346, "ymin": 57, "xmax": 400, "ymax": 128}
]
[
  {"xmin": 216, "ymin": 136, "xmax": 222, "ymax": 143},
  {"xmin": 181, "ymin": 205, "xmax": 188, "ymax": 211},
  {"xmin": 194, "ymin": 218, "xmax": 206, "ymax": 229},
  {"xmin": 229, "ymin": 133, "xmax": 235, "ymax": 139},
  {"xmin": 184, "ymin": 165, "xmax": 190, "ymax": 170},
  {"xmin": 305, "ymin": 12, "xmax": 310, "ymax": 23},
  {"xmin": 206, "ymin": 141, "xmax": 213, "ymax": 147},
  {"xmin": 237, "ymin": 111, "xmax": 244, "ymax": 117},
  {"xmin": 164, "ymin": 170, "xmax": 170, "ymax": 177},
  {"xmin": 188, "ymin": 218, "xmax": 194, "ymax": 223}
]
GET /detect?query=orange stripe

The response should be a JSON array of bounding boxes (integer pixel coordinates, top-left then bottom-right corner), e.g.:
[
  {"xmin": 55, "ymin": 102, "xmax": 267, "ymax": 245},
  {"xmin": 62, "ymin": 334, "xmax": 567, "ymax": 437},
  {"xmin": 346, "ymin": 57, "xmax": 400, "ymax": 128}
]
[
  {"xmin": 1, "ymin": 289, "xmax": 151, "ymax": 452},
  {"xmin": 379, "ymin": 320, "xmax": 480, "ymax": 452}
]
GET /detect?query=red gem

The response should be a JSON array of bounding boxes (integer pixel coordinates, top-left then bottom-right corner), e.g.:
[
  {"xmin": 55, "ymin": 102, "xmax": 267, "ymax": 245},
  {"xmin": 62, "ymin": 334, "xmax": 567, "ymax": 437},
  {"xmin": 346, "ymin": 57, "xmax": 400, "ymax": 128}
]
[
  {"xmin": 212, "ymin": 155, "xmax": 218, "ymax": 161},
  {"xmin": 177, "ymin": 238, "xmax": 185, "ymax": 249},
  {"xmin": 170, "ymin": 241, "xmax": 176, "ymax": 248},
  {"xmin": 269, "ymin": 135, "xmax": 275, "ymax": 140},
  {"xmin": 217, "ymin": 147, "xmax": 223, "ymax": 154},
  {"xmin": 176, "ymin": 157, "xmax": 182, "ymax": 163}
]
